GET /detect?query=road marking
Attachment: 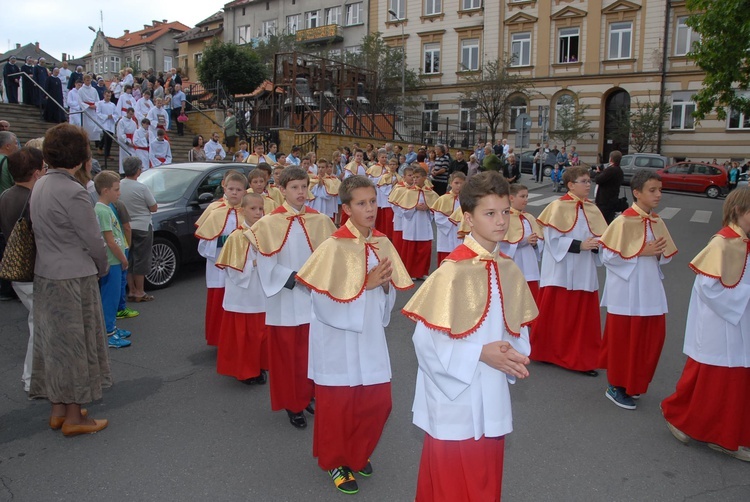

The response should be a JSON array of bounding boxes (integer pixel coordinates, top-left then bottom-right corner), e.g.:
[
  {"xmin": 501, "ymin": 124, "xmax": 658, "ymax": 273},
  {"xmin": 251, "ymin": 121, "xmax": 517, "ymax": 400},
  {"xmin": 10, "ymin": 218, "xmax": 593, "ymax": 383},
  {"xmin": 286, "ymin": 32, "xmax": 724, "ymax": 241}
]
[
  {"xmin": 658, "ymin": 207, "xmax": 681, "ymax": 219},
  {"xmin": 527, "ymin": 193, "xmax": 543, "ymax": 199},
  {"xmin": 690, "ymin": 210, "xmax": 712, "ymax": 223},
  {"xmin": 527, "ymin": 195, "xmax": 563, "ymax": 207}
]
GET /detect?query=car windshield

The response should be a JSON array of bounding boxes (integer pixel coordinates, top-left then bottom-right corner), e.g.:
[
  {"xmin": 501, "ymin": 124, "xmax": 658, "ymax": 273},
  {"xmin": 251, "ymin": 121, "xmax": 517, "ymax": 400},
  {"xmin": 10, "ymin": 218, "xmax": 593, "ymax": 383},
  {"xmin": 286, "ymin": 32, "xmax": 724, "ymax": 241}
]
[{"xmin": 138, "ymin": 168, "xmax": 199, "ymax": 204}]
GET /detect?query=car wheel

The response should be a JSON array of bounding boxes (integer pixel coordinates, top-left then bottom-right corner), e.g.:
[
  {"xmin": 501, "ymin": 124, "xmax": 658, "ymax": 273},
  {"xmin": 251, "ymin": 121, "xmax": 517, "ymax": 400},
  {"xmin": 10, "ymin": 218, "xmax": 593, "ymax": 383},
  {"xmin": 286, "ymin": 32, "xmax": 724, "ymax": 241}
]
[
  {"xmin": 146, "ymin": 237, "xmax": 180, "ymax": 290},
  {"xmin": 705, "ymin": 186, "xmax": 721, "ymax": 199},
  {"xmin": 543, "ymin": 166, "xmax": 553, "ymax": 177}
]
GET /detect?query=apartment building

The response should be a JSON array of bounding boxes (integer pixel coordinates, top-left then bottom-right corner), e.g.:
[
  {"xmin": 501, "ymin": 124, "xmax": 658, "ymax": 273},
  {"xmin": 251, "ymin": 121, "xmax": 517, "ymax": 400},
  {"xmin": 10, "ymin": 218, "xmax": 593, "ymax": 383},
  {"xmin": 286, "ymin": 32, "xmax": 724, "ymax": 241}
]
[
  {"xmin": 376, "ymin": 0, "xmax": 750, "ymax": 163},
  {"xmin": 176, "ymin": 12, "xmax": 224, "ymax": 81}
]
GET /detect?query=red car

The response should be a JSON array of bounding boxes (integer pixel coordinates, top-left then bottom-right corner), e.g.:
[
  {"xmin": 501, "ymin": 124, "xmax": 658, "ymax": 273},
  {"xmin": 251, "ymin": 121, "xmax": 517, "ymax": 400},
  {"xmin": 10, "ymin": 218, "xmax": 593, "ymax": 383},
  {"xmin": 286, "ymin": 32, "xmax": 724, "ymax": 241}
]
[{"xmin": 657, "ymin": 162, "xmax": 728, "ymax": 198}]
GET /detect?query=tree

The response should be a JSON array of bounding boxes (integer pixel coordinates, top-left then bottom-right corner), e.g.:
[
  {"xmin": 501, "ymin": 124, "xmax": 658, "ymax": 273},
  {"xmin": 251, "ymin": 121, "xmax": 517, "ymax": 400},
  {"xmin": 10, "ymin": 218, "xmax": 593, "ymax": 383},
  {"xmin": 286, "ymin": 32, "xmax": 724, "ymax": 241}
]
[
  {"xmin": 550, "ymin": 92, "xmax": 591, "ymax": 147},
  {"xmin": 345, "ymin": 32, "xmax": 422, "ymax": 113},
  {"xmin": 623, "ymin": 100, "xmax": 671, "ymax": 153},
  {"xmin": 252, "ymin": 34, "xmax": 301, "ymax": 72},
  {"xmin": 686, "ymin": 0, "xmax": 750, "ymax": 120},
  {"xmin": 459, "ymin": 56, "xmax": 529, "ymax": 143},
  {"xmin": 196, "ymin": 39, "xmax": 268, "ymax": 96}
]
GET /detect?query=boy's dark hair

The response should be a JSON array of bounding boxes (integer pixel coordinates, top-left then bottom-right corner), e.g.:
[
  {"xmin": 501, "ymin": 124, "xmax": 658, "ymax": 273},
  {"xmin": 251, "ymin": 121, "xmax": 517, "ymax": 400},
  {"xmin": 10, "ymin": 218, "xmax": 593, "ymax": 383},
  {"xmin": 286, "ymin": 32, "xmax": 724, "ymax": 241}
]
[
  {"xmin": 7, "ymin": 147, "xmax": 44, "ymax": 183},
  {"xmin": 124, "ymin": 85, "xmax": 132, "ymax": 91},
  {"xmin": 412, "ymin": 166, "xmax": 427, "ymax": 177},
  {"xmin": 224, "ymin": 171, "xmax": 248, "ymax": 188},
  {"xmin": 317, "ymin": 158, "xmax": 329, "ymax": 166},
  {"xmin": 563, "ymin": 166, "xmax": 589, "ymax": 186},
  {"xmin": 279, "ymin": 166, "xmax": 308, "ymax": 188},
  {"xmin": 630, "ymin": 169, "xmax": 661, "ymax": 194},
  {"xmin": 248, "ymin": 168, "xmax": 265, "ymax": 181},
  {"xmin": 141, "ymin": 118, "xmax": 151, "ymax": 126},
  {"xmin": 509, "ymin": 183, "xmax": 528, "ymax": 195},
  {"xmin": 94, "ymin": 170, "xmax": 120, "ymax": 195},
  {"xmin": 256, "ymin": 163, "xmax": 272, "ymax": 176},
  {"xmin": 448, "ymin": 171, "xmax": 466, "ymax": 183},
  {"xmin": 460, "ymin": 171, "xmax": 510, "ymax": 214},
  {"xmin": 340, "ymin": 175, "xmax": 376, "ymax": 206},
  {"xmin": 291, "ymin": 145, "xmax": 301, "ymax": 153}
]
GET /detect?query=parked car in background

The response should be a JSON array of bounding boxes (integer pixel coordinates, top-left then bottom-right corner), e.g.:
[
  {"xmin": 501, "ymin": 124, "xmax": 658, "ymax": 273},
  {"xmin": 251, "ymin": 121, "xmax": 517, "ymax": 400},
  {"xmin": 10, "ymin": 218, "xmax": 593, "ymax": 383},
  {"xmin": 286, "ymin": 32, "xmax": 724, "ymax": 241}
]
[
  {"xmin": 620, "ymin": 153, "xmax": 669, "ymax": 184},
  {"xmin": 520, "ymin": 150, "xmax": 556, "ymax": 177},
  {"xmin": 657, "ymin": 162, "xmax": 728, "ymax": 199},
  {"xmin": 139, "ymin": 162, "xmax": 256, "ymax": 289}
]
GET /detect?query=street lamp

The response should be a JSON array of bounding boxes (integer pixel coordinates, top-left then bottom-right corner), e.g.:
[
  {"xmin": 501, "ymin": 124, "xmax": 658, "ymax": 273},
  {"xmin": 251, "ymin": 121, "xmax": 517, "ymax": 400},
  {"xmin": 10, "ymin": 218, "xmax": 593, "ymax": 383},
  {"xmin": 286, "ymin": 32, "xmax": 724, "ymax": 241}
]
[{"xmin": 387, "ymin": 9, "xmax": 406, "ymax": 113}]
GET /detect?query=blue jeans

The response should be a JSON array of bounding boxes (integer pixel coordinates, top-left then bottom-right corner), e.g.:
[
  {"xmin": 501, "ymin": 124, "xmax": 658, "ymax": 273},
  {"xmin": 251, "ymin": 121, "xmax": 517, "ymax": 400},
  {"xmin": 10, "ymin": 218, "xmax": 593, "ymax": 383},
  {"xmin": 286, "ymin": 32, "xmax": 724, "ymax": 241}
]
[
  {"xmin": 119, "ymin": 249, "xmax": 129, "ymax": 311},
  {"xmin": 99, "ymin": 264, "xmax": 122, "ymax": 334}
]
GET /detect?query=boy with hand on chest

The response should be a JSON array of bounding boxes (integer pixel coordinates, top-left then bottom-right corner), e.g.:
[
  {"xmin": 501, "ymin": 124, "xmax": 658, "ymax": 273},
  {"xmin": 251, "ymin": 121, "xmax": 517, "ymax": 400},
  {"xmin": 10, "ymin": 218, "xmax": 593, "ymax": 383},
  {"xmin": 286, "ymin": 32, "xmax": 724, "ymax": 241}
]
[
  {"xmin": 296, "ymin": 175, "xmax": 413, "ymax": 495},
  {"xmin": 500, "ymin": 184, "xmax": 544, "ymax": 300},
  {"xmin": 431, "ymin": 171, "xmax": 465, "ymax": 265}
]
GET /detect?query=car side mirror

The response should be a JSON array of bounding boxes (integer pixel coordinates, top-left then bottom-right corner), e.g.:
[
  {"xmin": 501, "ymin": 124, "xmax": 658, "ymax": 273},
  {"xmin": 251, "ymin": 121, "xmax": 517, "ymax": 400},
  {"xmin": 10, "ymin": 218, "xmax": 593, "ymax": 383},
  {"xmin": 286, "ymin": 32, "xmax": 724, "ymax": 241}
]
[{"xmin": 194, "ymin": 192, "xmax": 214, "ymax": 205}]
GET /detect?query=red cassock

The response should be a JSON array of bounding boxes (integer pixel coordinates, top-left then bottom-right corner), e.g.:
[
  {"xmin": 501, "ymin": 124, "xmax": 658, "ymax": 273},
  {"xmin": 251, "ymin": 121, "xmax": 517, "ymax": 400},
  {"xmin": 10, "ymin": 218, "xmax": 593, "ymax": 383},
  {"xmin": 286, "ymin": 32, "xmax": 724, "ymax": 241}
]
[
  {"xmin": 216, "ymin": 311, "xmax": 269, "ymax": 380},
  {"xmin": 267, "ymin": 324, "xmax": 314, "ymax": 413},
  {"xmin": 402, "ymin": 240, "xmax": 432, "ymax": 278},
  {"xmin": 205, "ymin": 287, "xmax": 225, "ymax": 346},
  {"xmin": 380, "ymin": 207, "xmax": 395, "ymax": 240}
]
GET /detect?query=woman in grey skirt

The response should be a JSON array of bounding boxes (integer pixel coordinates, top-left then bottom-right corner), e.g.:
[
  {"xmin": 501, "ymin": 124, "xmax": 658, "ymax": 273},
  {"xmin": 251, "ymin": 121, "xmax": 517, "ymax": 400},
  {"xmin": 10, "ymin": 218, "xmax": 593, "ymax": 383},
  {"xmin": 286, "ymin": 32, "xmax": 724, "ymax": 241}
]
[{"xmin": 29, "ymin": 123, "xmax": 112, "ymax": 437}]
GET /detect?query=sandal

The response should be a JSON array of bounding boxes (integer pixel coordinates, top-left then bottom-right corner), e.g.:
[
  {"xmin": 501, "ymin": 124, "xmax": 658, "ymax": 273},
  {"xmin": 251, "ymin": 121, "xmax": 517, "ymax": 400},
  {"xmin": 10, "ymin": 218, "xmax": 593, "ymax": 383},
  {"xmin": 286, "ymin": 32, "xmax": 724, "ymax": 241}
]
[
  {"xmin": 133, "ymin": 294, "xmax": 155, "ymax": 302},
  {"xmin": 127, "ymin": 295, "xmax": 137, "ymax": 302}
]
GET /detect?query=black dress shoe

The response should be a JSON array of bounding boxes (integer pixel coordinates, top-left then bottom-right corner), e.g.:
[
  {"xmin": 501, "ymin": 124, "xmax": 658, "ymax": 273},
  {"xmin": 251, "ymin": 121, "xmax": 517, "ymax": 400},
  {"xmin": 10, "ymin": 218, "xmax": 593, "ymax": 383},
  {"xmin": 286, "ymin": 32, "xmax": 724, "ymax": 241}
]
[
  {"xmin": 581, "ymin": 369, "xmax": 599, "ymax": 377},
  {"xmin": 286, "ymin": 410, "xmax": 307, "ymax": 429},
  {"xmin": 305, "ymin": 398, "xmax": 315, "ymax": 415},
  {"xmin": 241, "ymin": 369, "xmax": 268, "ymax": 385}
]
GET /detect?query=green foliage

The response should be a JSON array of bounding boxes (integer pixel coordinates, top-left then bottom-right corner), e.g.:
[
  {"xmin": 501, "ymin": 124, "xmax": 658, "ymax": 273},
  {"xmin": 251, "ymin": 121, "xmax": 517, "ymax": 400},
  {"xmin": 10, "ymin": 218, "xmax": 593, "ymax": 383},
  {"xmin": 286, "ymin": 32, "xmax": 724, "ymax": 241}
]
[
  {"xmin": 196, "ymin": 39, "xmax": 268, "ymax": 95},
  {"xmin": 550, "ymin": 92, "xmax": 591, "ymax": 147},
  {"xmin": 253, "ymin": 34, "xmax": 301, "ymax": 71},
  {"xmin": 459, "ymin": 56, "xmax": 530, "ymax": 143},
  {"xmin": 686, "ymin": 0, "xmax": 750, "ymax": 120},
  {"xmin": 625, "ymin": 100, "xmax": 671, "ymax": 153}
]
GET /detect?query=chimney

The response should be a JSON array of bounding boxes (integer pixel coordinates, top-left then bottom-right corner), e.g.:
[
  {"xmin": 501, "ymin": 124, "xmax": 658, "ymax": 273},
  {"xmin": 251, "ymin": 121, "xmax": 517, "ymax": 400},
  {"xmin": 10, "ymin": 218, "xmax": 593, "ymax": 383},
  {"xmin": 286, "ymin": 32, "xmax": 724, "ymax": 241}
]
[
  {"xmin": 35, "ymin": 41, "xmax": 40, "ymax": 51},
  {"xmin": 15, "ymin": 43, "xmax": 20, "ymax": 49},
  {"xmin": 162, "ymin": 19, "xmax": 167, "ymax": 23},
  {"xmin": 62, "ymin": 53, "xmax": 67, "ymax": 61},
  {"xmin": 124, "ymin": 29, "xmax": 129, "ymax": 35}
]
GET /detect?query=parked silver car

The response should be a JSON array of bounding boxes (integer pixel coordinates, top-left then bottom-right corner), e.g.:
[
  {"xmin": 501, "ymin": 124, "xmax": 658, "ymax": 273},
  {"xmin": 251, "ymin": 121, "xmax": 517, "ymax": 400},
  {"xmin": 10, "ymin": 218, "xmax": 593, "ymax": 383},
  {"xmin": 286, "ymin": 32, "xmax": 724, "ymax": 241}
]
[{"xmin": 620, "ymin": 153, "xmax": 669, "ymax": 184}]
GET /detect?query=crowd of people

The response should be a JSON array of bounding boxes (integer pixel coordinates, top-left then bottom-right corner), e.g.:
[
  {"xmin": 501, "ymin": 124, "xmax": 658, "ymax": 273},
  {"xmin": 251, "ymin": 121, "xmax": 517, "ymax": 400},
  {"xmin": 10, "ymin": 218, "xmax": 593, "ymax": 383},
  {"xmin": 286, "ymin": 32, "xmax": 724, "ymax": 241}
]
[{"xmin": 1, "ymin": 117, "xmax": 748, "ymax": 500}]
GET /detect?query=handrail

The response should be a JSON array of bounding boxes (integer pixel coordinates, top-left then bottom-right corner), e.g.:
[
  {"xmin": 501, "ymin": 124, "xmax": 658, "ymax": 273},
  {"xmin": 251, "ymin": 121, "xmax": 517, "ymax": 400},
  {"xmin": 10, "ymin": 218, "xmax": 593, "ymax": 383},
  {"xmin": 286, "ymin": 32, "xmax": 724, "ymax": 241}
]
[{"xmin": 8, "ymin": 71, "xmax": 134, "ymax": 164}]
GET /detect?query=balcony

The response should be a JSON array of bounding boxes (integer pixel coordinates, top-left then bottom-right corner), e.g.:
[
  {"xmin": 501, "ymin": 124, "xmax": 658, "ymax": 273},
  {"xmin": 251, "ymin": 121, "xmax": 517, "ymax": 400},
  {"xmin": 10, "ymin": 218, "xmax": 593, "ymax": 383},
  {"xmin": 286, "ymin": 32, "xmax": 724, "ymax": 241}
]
[{"xmin": 295, "ymin": 24, "xmax": 344, "ymax": 45}]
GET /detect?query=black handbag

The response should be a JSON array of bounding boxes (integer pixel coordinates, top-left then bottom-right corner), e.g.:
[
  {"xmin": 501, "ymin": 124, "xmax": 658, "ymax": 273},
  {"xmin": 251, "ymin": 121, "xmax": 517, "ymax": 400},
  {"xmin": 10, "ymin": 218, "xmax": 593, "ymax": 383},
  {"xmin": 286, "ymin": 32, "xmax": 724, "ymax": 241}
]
[{"xmin": 0, "ymin": 193, "xmax": 35, "ymax": 282}]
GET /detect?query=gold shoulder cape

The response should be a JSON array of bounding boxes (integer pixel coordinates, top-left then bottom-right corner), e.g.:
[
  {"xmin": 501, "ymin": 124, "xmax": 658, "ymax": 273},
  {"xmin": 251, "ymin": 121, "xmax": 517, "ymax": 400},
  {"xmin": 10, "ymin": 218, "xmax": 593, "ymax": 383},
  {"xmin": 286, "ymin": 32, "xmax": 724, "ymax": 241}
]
[
  {"xmin": 344, "ymin": 161, "xmax": 364, "ymax": 176},
  {"xmin": 689, "ymin": 223, "xmax": 750, "ymax": 288},
  {"xmin": 194, "ymin": 198, "xmax": 226, "ymax": 228},
  {"xmin": 377, "ymin": 171, "xmax": 400, "ymax": 187},
  {"xmin": 449, "ymin": 206, "xmax": 471, "ymax": 236},
  {"xmin": 391, "ymin": 186, "xmax": 440, "ymax": 210},
  {"xmin": 402, "ymin": 236, "xmax": 538, "ymax": 338},
  {"xmin": 431, "ymin": 193, "xmax": 459, "ymax": 217},
  {"xmin": 388, "ymin": 183, "xmax": 409, "ymax": 204},
  {"xmin": 537, "ymin": 193, "xmax": 607, "ymax": 236},
  {"xmin": 267, "ymin": 186, "xmax": 284, "ymax": 205},
  {"xmin": 323, "ymin": 176, "xmax": 341, "ymax": 196},
  {"xmin": 504, "ymin": 208, "xmax": 544, "ymax": 244},
  {"xmin": 248, "ymin": 188, "xmax": 280, "ymax": 215},
  {"xmin": 194, "ymin": 201, "xmax": 241, "ymax": 240},
  {"xmin": 247, "ymin": 203, "xmax": 336, "ymax": 256},
  {"xmin": 599, "ymin": 204, "xmax": 678, "ymax": 259},
  {"xmin": 366, "ymin": 164, "xmax": 385, "ymax": 178},
  {"xmin": 296, "ymin": 219, "xmax": 413, "ymax": 302},
  {"xmin": 215, "ymin": 225, "xmax": 251, "ymax": 271}
]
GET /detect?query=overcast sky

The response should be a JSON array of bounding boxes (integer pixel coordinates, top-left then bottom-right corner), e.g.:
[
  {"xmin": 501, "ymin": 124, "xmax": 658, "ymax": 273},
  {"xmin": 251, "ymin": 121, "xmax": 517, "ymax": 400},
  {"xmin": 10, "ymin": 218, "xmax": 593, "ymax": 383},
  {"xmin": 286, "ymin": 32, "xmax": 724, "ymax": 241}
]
[{"xmin": 2, "ymin": 1, "xmax": 220, "ymax": 61}]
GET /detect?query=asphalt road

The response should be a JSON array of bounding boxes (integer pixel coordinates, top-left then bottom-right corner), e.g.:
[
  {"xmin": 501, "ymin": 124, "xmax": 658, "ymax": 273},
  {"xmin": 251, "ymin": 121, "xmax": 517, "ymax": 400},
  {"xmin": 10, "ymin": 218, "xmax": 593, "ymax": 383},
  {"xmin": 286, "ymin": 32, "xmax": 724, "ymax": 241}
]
[{"xmin": 1, "ymin": 180, "xmax": 748, "ymax": 501}]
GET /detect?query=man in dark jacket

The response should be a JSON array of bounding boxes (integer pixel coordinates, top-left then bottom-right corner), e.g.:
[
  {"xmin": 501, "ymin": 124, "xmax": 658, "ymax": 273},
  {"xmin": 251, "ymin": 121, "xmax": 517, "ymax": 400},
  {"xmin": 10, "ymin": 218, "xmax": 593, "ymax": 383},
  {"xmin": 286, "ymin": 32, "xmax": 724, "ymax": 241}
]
[{"xmin": 594, "ymin": 150, "xmax": 624, "ymax": 224}]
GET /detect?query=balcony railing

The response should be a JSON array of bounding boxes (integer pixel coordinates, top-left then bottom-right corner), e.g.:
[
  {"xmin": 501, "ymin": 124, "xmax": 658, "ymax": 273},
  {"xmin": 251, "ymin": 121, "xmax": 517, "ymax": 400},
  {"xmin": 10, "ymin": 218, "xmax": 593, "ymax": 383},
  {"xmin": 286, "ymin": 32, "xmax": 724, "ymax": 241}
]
[{"xmin": 295, "ymin": 24, "xmax": 344, "ymax": 45}]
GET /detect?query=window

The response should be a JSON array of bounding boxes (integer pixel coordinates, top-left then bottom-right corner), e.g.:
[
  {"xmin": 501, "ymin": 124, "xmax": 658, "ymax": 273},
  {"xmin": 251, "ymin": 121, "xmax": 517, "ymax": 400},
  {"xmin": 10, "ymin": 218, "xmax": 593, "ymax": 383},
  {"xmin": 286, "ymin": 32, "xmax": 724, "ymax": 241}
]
[
  {"xmin": 237, "ymin": 25, "xmax": 252, "ymax": 44},
  {"xmin": 423, "ymin": 102, "xmax": 439, "ymax": 132},
  {"xmin": 728, "ymin": 109, "xmax": 750, "ymax": 130},
  {"xmin": 345, "ymin": 3, "xmax": 363, "ymax": 25},
  {"xmin": 306, "ymin": 10, "xmax": 320, "ymax": 28},
  {"xmin": 558, "ymin": 27, "xmax": 579, "ymax": 63},
  {"xmin": 110, "ymin": 56, "xmax": 121, "ymax": 73},
  {"xmin": 460, "ymin": 39, "xmax": 480, "ymax": 71},
  {"xmin": 389, "ymin": 0, "xmax": 406, "ymax": 20},
  {"xmin": 462, "ymin": 0, "xmax": 481, "ymax": 10},
  {"xmin": 425, "ymin": 0, "xmax": 442, "ymax": 16},
  {"xmin": 423, "ymin": 43, "xmax": 440, "ymax": 74},
  {"xmin": 511, "ymin": 32, "xmax": 531, "ymax": 67},
  {"xmin": 509, "ymin": 96, "xmax": 527, "ymax": 131},
  {"xmin": 195, "ymin": 53, "xmax": 203, "ymax": 65},
  {"xmin": 459, "ymin": 100, "xmax": 477, "ymax": 131},
  {"xmin": 675, "ymin": 16, "xmax": 700, "ymax": 56},
  {"xmin": 163, "ymin": 56, "xmax": 172, "ymax": 72},
  {"xmin": 671, "ymin": 94, "xmax": 696, "ymax": 130},
  {"xmin": 555, "ymin": 94, "xmax": 575, "ymax": 129},
  {"xmin": 262, "ymin": 20, "xmax": 277, "ymax": 38},
  {"xmin": 608, "ymin": 22, "xmax": 632, "ymax": 59},
  {"xmin": 287, "ymin": 14, "xmax": 301, "ymax": 34},
  {"xmin": 666, "ymin": 164, "xmax": 690, "ymax": 175},
  {"xmin": 325, "ymin": 7, "xmax": 341, "ymax": 25}
]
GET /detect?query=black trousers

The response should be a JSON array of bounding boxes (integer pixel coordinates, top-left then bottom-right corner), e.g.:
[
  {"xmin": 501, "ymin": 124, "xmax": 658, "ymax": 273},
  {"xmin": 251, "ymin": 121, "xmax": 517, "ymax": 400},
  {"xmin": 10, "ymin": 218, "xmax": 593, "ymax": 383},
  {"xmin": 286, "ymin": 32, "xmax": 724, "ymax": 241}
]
[
  {"xmin": 101, "ymin": 131, "xmax": 113, "ymax": 157},
  {"xmin": 172, "ymin": 109, "xmax": 184, "ymax": 136}
]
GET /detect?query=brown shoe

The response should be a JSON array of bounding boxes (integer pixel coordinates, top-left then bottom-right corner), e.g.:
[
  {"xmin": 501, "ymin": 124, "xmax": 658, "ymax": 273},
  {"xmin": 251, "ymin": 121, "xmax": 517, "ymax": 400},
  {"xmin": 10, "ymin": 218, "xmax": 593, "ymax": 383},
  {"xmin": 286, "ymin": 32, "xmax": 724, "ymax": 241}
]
[
  {"xmin": 61, "ymin": 418, "xmax": 108, "ymax": 437},
  {"xmin": 49, "ymin": 409, "xmax": 88, "ymax": 430}
]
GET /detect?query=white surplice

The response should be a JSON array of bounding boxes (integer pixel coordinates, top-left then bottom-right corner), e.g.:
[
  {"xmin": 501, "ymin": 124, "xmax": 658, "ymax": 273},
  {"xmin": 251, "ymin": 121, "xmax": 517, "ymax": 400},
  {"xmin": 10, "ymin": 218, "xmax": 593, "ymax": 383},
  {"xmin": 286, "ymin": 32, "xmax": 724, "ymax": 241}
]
[
  {"xmin": 540, "ymin": 207, "xmax": 600, "ymax": 292},
  {"xmin": 197, "ymin": 210, "xmax": 239, "ymax": 288},
  {"xmin": 223, "ymin": 245, "xmax": 265, "ymax": 314},
  {"xmin": 78, "ymin": 84, "xmax": 101, "ymax": 139},
  {"xmin": 500, "ymin": 219, "xmax": 542, "ymax": 282},
  {"xmin": 402, "ymin": 191, "xmax": 434, "ymax": 242},
  {"xmin": 149, "ymin": 139, "xmax": 172, "ymax": 167},
  {"xmin": 116, "ymin": 117, "xmax": 137, "ymax": 174},
  {"xmin": 434, "ymin": 197, "xmax": 461, "ymax": 253}
]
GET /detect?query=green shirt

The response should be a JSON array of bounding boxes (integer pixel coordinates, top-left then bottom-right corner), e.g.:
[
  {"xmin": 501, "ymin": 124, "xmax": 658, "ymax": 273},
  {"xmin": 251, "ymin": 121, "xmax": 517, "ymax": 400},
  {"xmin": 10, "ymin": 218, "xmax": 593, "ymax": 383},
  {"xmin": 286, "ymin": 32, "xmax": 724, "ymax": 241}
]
[
  {"xmin": 0, "ymin": 155, "xmax": 13, "ymax": 193},
  {"xmin": 482, "ymin": 153, "xmax": 502, "ymax": 172},
  {"xmin": 224, "ymin": 116, "xmax": 237, "ymax": 137},
  {"xmin": 95, "ymin": 202, "xmax": 127, "ymax": 266}
]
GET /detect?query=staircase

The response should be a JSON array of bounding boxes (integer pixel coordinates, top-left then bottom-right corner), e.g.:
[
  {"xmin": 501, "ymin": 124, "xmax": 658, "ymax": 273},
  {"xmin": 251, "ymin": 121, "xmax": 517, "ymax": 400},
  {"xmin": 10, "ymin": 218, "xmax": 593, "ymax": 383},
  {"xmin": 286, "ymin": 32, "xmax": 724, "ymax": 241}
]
[{"xmin": 0, "ymin": 102, "xmax": 198, "ymax": 168}]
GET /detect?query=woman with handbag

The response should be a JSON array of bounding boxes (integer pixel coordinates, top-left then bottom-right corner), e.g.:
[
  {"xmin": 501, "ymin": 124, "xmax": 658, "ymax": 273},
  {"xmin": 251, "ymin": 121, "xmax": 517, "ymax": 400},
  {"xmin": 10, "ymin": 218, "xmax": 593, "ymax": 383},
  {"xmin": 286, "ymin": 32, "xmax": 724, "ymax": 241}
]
[
  {"xmin": 28, "ymin": 123, "xmax": 112, "ymax": 437},
  {"xmin": 0, "ymin": 147, "xmax": 45, "ymax": 393}
]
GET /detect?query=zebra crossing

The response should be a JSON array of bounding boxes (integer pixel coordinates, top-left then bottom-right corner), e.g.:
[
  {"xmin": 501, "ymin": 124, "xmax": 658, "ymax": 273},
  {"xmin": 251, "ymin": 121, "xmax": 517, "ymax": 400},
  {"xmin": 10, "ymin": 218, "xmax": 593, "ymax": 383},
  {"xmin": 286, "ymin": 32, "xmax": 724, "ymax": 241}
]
[{"xmin": 524, "ymin": 192, "xmax": 716, "ymax": 223}]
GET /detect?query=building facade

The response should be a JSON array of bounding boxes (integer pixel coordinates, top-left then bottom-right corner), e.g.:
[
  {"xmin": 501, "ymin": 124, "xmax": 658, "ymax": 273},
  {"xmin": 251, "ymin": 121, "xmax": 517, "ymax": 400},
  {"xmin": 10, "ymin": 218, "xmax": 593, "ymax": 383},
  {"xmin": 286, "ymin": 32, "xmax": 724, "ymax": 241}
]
[
  {"xmin": 223, "ymin": 0, "xmax": 370, "ymax": 59},
  {"xmin": 87, "ymin": 20, "xmax": 190, "ymax": 80},
  {"xmin": 176, "ymin": 12, "xmax": 224, "ymax": 81},
  {"xmin": 376, "ymin": 0, "xmax": 750, "ymax": 163}
]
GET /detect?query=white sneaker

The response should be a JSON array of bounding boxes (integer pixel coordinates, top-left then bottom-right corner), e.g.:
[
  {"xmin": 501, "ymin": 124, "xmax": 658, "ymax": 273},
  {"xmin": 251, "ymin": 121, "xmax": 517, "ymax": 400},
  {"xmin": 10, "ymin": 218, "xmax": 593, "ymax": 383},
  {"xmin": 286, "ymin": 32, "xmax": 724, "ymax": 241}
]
[{"xmin": 707, "ymin": 443, "xmax": 750, "ymax": 462}]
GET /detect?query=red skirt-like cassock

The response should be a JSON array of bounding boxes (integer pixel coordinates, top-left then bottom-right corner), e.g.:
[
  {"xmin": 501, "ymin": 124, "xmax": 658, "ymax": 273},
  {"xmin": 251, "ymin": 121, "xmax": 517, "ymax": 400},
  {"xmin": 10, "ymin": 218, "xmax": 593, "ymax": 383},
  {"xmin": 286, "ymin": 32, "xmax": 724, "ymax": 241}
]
[
  {"xmin": 313, "ymin": 383, "xmax": 392, "ymax": 471},
  {"xmin": 531, "ymin": 286, "xmax": 602, "ymax": 371},
  {"xmin": 661, "ymin": 358, "xmax": 750, "ymax": 451},
  {"xmin": 437, "ymin": 252, "xmax": 450, "ymax": 266},
  {"xmin": 380, "ymin": 207, "xmax": 394, "ymax": 240},
  {"xmin": 375, "ymin": 207, "xmax": 388, "ymax": 235},
  {"xmin": 598, "ymin": 313, "xmax": 665, "ymax": 395},
  {"xmin": 402, "ymin": 239, "xmax": 432, "ymax": 278},
  {"xmin": 205, "ymin": 287, "xmax": 225, "ymax": 346},
  {"xmin": 267, "ymin": 324, "xmax": 314, "ymax": 413},
  {"xmin": 392, "ymin": 230, "xmax": 404, "ymax": 257},
  {"xmin": 416, "ymin": 434, "xmax": 505, "ymax": 502},
  {"xmin": 217, "ymin": 311, "xmax": 269, "ymax": 380},
  {"xmin": 527, "ymin": 280, "xmax": 540, "ymax": 303}
]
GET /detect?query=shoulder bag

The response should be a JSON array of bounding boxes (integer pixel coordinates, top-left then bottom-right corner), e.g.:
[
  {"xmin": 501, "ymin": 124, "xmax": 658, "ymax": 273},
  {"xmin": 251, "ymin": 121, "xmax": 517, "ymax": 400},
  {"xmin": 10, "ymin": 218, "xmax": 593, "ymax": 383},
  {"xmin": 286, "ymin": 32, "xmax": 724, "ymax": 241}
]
[{"xmin": 0, "ymin": 192, "xmax": 36, "ymax": 282}]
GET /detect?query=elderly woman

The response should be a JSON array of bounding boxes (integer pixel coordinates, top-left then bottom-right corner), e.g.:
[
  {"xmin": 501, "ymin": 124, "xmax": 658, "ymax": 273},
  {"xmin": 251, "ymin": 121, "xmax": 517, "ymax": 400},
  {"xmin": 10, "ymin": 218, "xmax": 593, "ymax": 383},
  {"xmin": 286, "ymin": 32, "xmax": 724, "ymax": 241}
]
[{"xmin": 29, "ymin": 123, "xmax": 111, "ymax": 437}]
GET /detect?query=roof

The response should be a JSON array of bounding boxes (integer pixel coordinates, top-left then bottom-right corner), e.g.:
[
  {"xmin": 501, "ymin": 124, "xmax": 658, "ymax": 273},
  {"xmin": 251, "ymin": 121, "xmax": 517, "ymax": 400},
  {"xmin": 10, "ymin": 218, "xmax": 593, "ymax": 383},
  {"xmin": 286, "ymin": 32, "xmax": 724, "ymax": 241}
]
[
  {"xmin": 105, "ymin": 21, "xmax": 190, "ymax": 49},
  {"xmin": 197, "ymin": 11, "xmax": 224, "ymax": 27},
  {"xmin": 224, "ymin": 0, "xmax": 251, "ymax": 9},
  {"xmin": 0, "ymin": 43, "xmax": 61, "ymax": 66},
  {"xmin": 175, "ymin": 26, "xmax": 223, "ymax": 44}
]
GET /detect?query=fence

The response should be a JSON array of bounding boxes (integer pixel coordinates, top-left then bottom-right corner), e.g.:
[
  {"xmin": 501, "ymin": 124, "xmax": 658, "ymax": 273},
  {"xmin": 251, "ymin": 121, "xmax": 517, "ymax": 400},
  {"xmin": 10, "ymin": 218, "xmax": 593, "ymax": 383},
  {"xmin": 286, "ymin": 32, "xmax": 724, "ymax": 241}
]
[{"xmin": 395, "ymin": 112, "xmax": 488, "ymax": 150}]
